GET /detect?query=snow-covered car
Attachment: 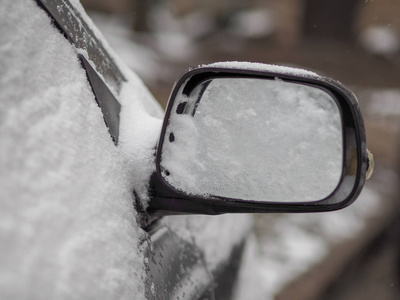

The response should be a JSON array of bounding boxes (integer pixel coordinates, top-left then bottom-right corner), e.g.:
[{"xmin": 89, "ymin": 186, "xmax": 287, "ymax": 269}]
[{"xmin": 0, "ymin": 0, "xmax": 373, "ymax": 299}]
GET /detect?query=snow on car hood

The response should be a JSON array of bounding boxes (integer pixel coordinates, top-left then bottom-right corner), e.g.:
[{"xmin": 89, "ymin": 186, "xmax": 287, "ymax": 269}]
[{"xmin": 0, "ymin": 0, "xmax": 162, "ymax": 299}]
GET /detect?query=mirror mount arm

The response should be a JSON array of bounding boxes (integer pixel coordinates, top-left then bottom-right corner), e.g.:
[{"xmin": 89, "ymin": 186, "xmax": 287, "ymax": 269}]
[
  {"xmin": 147, "ymin": 197, "xmax": 220, "ymax": 218},
  {"xmin": 146, "ymin": 172, "xmax": 220, "ymax": 220},
  {"xmin": 146, "ymin": 172, "xmax": 263, "ymax": 219}
]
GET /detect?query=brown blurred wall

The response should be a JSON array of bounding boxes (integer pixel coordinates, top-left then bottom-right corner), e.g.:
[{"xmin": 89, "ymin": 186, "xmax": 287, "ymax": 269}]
[
  {"xmin": 357, "ymin": 0, "xmax": 400, "ymax": 31},
  {"xmin": 80, "ymin": 0, "xmax": 400, "ymax": 42}
]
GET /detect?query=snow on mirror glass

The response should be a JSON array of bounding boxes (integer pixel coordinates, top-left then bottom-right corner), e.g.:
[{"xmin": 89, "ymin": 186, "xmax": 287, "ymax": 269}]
[{"xmin": 161, "ymin": 78, "xmax": 343, "ymax": 202}]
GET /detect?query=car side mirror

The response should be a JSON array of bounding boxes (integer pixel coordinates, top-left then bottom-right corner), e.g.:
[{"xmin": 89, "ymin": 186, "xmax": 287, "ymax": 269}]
[{"xmin": 147, "ymin": 62, "xmax": 372, "ymax": 220}]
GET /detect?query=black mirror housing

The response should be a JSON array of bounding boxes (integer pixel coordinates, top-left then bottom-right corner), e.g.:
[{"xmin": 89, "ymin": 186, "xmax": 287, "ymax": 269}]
[{"xmin": 147, "ymin": 63, "xmax": 368, "ymax": 220}]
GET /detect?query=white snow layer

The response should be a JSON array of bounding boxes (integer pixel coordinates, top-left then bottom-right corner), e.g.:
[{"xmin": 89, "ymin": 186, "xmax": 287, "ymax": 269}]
[
  {"xmin": 204, "ymin": 61, "xmax": 320, "ymax": 77},
  {"xmin": 161, "ymin": 77, "xmax": 342, "ymax": 202},
  {"xmin": 0, "ymin": 0, "xmax": 162, "ymax": 299}
]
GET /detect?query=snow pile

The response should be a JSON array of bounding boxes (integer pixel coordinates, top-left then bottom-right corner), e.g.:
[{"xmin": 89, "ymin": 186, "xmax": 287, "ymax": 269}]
[
  {"xmin": 161, "ymin": 76, "xmax": 342, "ymax": 202},
  {"xmin": 0, "ymin": 0, "xmax": 161, "ymax": 298},
  {"xmin": 118, "ymin": 73, "xmax": 164, "ymax": 203}
]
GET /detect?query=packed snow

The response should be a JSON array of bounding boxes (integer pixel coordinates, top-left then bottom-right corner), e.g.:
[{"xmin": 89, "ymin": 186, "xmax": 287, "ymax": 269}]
[
  {"xmin": 161, "ymin": 77, "xmax": 343, "ymax": 202},
  {"xmin": 0, "ymin": 0, "xmax": 162, "ymax": 298}
]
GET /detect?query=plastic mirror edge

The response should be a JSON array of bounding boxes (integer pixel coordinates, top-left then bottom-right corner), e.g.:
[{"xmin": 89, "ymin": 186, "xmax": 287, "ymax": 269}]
[
  {"xmin": 148, "ymin": 165, "xmax": 366, "ymax": 218},
  {"xmin": 149, "ymin": 66, "xmax": 368, "ymax": 218}
]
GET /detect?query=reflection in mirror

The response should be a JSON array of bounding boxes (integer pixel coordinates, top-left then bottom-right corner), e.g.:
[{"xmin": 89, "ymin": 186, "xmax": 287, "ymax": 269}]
[{"xmin": 161, "ymin": 78, "xmax": 343, "ymax": 202}]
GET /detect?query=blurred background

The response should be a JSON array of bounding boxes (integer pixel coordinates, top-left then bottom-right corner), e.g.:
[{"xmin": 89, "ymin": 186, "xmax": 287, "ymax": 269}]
[{"xmin": 80, "ymin": 0, "xmax": 400, "ymax": 299}]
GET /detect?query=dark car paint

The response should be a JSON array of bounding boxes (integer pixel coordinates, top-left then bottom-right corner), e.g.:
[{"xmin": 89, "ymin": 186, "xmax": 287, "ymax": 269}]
[
  {"xmin": 36, "ymin": 1, "xmax": 246, "ymax": 299},
  {"xmin": 144, "ymin": 220, "xmax": 246, "ymax": 300},
  {"xmin": 143, "ymin": 224, "xmax": 214, "ymax": 300}
]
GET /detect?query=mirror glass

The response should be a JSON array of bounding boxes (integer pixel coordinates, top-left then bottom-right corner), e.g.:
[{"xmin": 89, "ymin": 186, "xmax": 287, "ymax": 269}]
[{"xmin": 160, "ymin": 77, "xmax": 343, "ymax": 202}]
